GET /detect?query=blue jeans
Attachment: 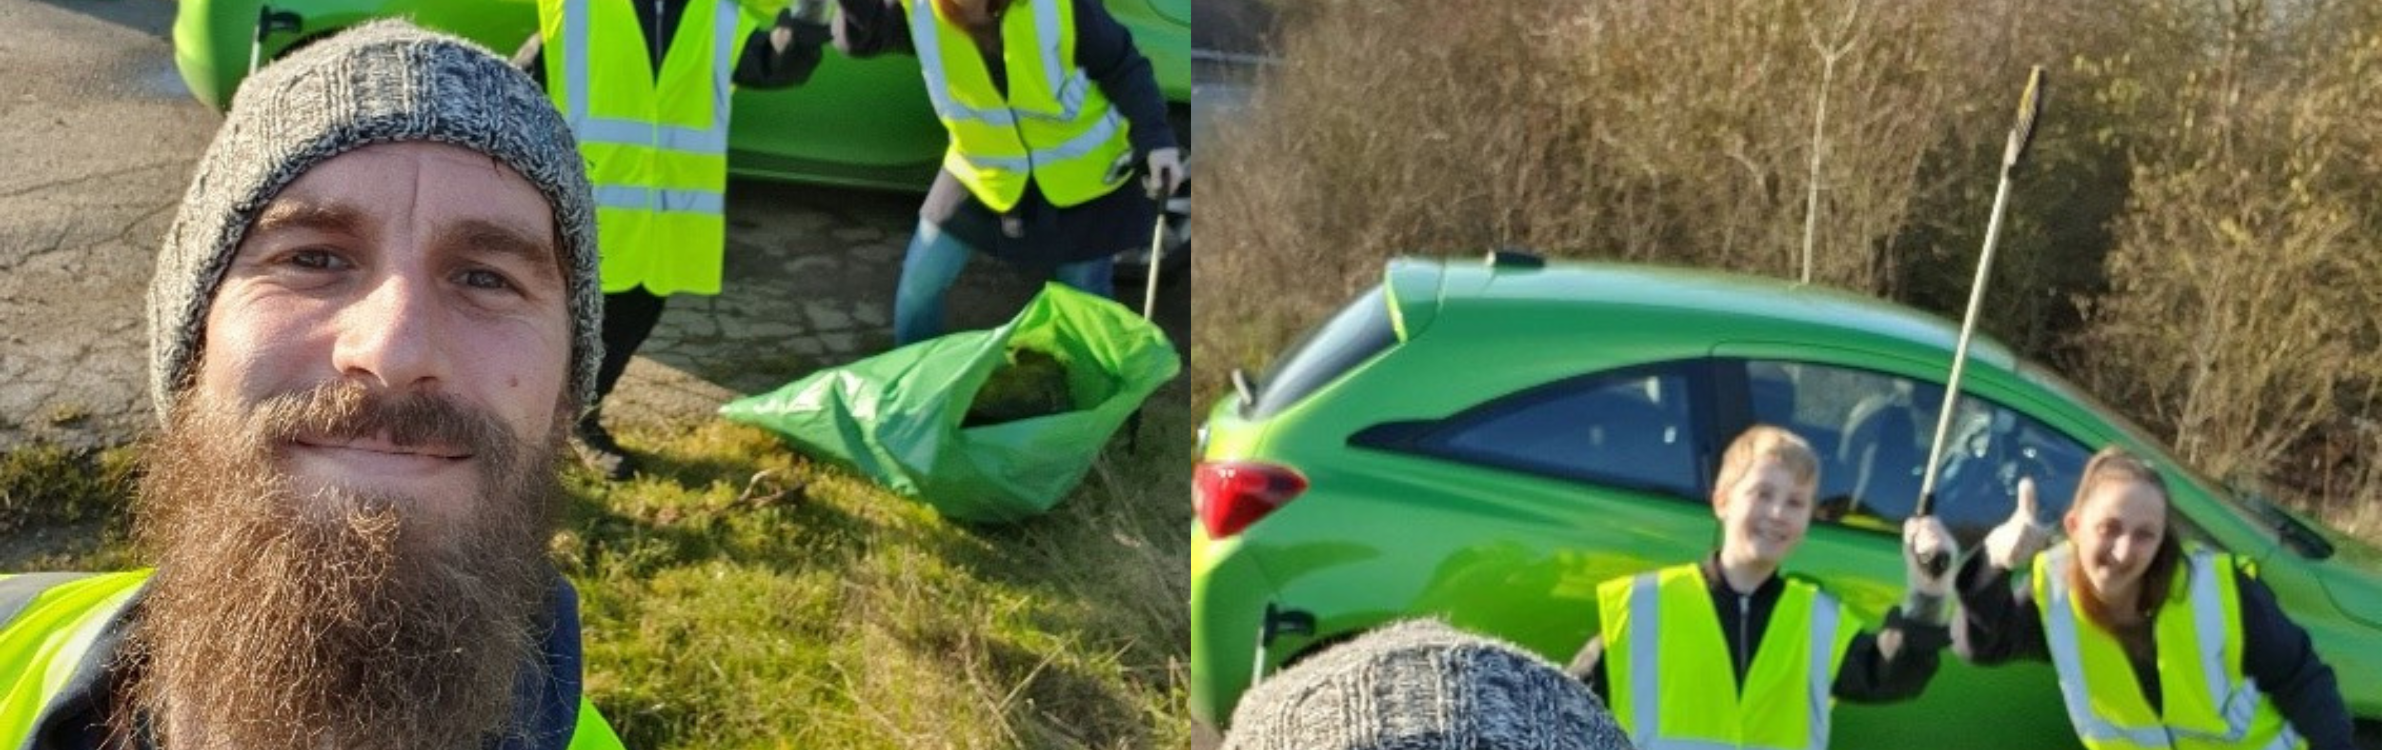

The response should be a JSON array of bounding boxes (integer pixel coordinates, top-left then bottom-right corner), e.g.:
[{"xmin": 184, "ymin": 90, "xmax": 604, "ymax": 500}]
[{"xmin": 892, "ymin": 218, "xmax": 1115, "ymax": 346}]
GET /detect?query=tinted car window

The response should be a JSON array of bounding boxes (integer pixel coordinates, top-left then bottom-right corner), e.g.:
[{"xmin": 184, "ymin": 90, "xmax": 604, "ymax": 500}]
[
  {"xmin": 1416, "ymin": 367, "xmax": 1702, "ymax": 499},
  {"xmin": 1742, "ymin": 360, "xmax": 2092, "ymax": 545},
  {"xmin": 1251, "ymin": 287, "xmax": 1397, "ymax": 419}
]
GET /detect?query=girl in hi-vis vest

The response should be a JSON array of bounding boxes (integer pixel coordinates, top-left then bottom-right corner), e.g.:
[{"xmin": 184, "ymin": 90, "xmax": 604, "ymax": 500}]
[{"xmin": 1955, "ymin": 447, "xmax": 2355, "ymax": 749}]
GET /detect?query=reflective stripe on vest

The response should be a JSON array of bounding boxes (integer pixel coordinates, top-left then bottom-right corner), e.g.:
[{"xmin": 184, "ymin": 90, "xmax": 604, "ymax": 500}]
[
  {"xmin": 1600, "ymin": 565, "xmax": 1853, "ymax": 750},
  {"xmin": 540, "ymin": 0, "xmax": 747, "ymax": 296},
  {"xmin": 910, "ymin": 0, "xmax": 1134, "ymax": 211},
  {"xmin": 592, "ymin": 185, "xmax": 729, "ymax": 214},
  {"xmin": 2035, "ymin": 546, "xmax": 2307, "ymax": 750}
]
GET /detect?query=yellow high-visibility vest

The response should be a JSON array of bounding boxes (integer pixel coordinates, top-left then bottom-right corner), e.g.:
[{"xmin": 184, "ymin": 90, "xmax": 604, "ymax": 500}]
[
  {"xmin": 1599, "ymin": 564, "xmax": 1858, "ymax": 750},
  {"xmin": 0, "ymin": 570, "xmax": 625, "ymax": 749},
  {"xmin": 2032, "ymin": 546, "xmax": 2306, "ymax": 750},
  {"xmin": 539, "ymin": 0, "xmax": 756, "ymax": 296},
  {"xmin": 909, "ymin": 0, "xmax": 1136, "ymax": 212}
]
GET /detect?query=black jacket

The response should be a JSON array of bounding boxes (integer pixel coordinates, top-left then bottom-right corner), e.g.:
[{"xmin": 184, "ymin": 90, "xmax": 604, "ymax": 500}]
[
  {"xmin": 1566, "ymin": 553, "xmax": 1949, "ymax": 704},
  {"xmin": 831, "ymin": 0, "xmax": 1177, "ymax": 267},
  {"xmin": 1953, "ymin": 552, "xmax": 2356, "ymax": 750}
]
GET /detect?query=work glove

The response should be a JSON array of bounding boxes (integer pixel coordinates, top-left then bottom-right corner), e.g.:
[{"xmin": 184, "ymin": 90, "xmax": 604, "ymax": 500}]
[
  {"xmin": 1983, "ymin": 476, "xmax": 2053, "ymax": 571},
  {"xmin": 1902, "ymin": 515, "xmax": 1957, "ymax": 624},
  {"xmin": 1144, "ymin": 147, "xmax": 1184, "ymax": 199}
]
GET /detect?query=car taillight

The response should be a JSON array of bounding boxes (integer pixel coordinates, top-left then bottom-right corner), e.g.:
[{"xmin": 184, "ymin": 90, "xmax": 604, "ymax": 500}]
[{"xmin": 1195, "ymin": 461, "xmax": 1308, "ymax": 539}]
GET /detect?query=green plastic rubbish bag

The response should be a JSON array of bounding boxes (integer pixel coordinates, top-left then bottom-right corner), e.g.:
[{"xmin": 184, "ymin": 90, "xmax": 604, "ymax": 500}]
[{"xmin": 719, "ymin": 283, "xmax": 1180, "ymax": 522}]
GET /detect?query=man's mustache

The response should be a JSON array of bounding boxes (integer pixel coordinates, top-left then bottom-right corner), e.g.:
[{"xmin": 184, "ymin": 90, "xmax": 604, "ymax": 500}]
[{"xmin": 242, "ymin": 381, "xmax": 514, "ymax": 463}]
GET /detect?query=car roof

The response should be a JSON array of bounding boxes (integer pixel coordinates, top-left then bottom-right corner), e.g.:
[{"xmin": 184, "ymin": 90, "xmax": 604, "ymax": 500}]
[{"xmin": 1388, "ymin": 256, "xmax": 2021, "ymax": 371}]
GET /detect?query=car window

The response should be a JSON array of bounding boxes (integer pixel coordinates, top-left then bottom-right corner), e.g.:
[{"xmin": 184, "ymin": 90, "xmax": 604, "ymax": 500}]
[
  {"xmin": 1741, "ymin": 360, "xmax": 2092, "ymax": 545},
  {"xmin": 1415, "ymin": 366, "xmax": 1702, "ymax": 499}
]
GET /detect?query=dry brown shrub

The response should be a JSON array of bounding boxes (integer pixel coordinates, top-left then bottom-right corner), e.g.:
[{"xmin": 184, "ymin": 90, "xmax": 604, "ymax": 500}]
[
  {"xmin": 1199, "ymin": 0, "xmax": 2002, "ymax": 396},
  {"xmin": 2078, "ymin": 6, "xmax": 2382, "ymax": 525},
  {"xmin": 1196, "ymin": 0, "xmax": 2382, "ymax": 539}
]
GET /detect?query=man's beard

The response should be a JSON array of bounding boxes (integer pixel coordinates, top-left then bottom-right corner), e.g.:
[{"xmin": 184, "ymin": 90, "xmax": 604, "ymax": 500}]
[{"xmin": 125, "ymin": 381, "xmax": 565, "ymax": 750}]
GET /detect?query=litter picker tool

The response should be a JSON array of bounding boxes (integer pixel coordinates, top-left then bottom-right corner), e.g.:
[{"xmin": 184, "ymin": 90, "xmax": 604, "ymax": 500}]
[
  {"xmin": 1913, "ymin": 66, "xmax": 2044, "ymax": 577},
  {"xmin": 1140, "ymin": 194, "xmax": 1170, "ymax": 320},
  {"xmin": 1125, "ymin": 178, "xmax": 1182, "ymax": 452}
]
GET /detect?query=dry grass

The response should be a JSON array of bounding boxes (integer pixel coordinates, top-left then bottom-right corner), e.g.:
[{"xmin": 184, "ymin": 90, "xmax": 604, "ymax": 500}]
[{"xmin": 0, "ymin": 393, "xmax": 1194, "ymax": 749}]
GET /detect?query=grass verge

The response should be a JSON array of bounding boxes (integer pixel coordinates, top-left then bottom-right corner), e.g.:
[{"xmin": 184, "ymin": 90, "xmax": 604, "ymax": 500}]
[{"xmin": 0, "ymin": 390, "xmax": 1191, "ymax": 749}]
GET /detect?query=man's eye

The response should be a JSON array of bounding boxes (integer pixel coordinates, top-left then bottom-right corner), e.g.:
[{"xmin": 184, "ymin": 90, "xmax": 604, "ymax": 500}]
[
  {"xmin": 290, "ymin": 249, "xmax": 340, "ymax": 269},
  {"xmin": 460, "ymin": 269, "xmax": 514, "ymax": 291}
]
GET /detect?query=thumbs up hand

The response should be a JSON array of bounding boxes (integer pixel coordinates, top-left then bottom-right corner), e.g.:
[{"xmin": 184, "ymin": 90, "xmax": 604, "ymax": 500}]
[{"xmin": 1983, "ymin": 477, "xmax": 2052, "ymax": 571}]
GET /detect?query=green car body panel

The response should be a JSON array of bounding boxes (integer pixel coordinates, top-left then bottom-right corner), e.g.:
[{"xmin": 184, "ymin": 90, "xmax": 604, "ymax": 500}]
[
  {"xmin": 173, "ymin": 0, "xmax": 1190, "ymax": 192},
  {"xmin": 1191, "ymin": 257, "xmax": 2382, "ymax": 746}
]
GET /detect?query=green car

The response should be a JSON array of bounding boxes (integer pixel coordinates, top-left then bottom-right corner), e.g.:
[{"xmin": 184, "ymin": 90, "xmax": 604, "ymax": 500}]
[
  {"xmin": 1191, "ymin": 254, "xmax": 2382, "ymax": 745},
  {"xmin": 174, "ymin": 0, "xmax": 1189, "ymax": 192}
]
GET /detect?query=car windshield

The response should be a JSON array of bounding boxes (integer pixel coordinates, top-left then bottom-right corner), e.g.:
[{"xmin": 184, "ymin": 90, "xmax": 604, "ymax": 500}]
[
  {"xmin": 1736, "ymin": 358, "xmax": 2268, "ymax": 551},
  {"xmin": 2017, "ymin": 364, "xmax": 2287, "ymax": 544}
]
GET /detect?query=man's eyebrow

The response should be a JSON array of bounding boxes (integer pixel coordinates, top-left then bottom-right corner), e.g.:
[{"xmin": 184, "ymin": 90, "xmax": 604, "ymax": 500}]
[
  {"xmin": 250, "ymin": 199, "xmax": 370, "ymax": 238},
  {"xmin": 436, "ymin": 218, "xmax": 562, "ymax": 282}
]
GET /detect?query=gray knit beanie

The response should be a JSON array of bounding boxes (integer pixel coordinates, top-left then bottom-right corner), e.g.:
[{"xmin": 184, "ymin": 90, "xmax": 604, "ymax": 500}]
[
  {"xmin": 1223, "ymin": 620, "xmax": 1634, "ymax": 750},
  {"xmin": 148, "ymin": 19, "xmax": 600, "ymax": 420}
]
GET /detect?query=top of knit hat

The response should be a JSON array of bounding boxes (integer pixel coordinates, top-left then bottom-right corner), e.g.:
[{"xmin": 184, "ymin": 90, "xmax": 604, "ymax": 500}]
[{"xmin": 1223, "ymin": 619, "xmax": 1634, "ymax": 750}]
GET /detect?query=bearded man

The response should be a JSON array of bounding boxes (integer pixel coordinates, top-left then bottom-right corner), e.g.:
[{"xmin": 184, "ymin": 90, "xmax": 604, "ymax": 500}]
[{"xmin": 0, "ymin": 21, "xmax": 623, "ymax": 750}]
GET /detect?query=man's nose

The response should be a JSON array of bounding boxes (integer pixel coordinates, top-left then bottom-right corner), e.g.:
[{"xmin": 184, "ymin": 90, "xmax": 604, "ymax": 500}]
[{"xmin": 332, "ymin": 271, "xmax": 448, "ymax": 392}]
